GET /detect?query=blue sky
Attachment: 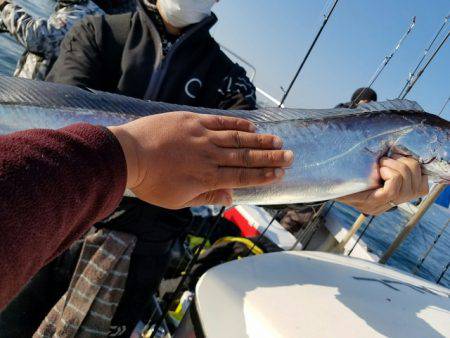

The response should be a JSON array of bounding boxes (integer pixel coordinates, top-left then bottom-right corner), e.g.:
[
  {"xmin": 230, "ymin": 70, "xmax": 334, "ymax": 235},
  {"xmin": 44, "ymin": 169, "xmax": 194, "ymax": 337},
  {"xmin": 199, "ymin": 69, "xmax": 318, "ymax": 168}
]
[{"xmin": 211, "ymin": 0, "xmax": 449, "ymax": 117}]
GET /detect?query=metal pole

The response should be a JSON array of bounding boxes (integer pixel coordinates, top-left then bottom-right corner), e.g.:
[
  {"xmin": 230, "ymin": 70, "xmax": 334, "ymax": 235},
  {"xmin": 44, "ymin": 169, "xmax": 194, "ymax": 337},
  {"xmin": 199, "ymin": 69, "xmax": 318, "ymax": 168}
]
[
  {"xmin": 279, "ymin": 0, "xmax": 340, "ymax": 107},
  {"xmin": 379, "ymin": 184, "xmax": 447, "ymax": 264}
]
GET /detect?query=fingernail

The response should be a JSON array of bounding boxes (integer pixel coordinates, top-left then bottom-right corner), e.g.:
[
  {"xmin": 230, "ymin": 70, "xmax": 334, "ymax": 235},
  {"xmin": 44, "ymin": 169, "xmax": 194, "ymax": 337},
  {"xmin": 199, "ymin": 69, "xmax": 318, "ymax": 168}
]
[
  {"xmin": 284, "ymin": 150, "xmax": 294, "ymax": 162},
  {"xmin": 274, "ymin": 168, "xmax": 285, "ymax": 178},
  {"xmin": 248, "ymin": 124, "xmax": 257, "ymax": 132},
  {"xmin": 273, "ymin": 137, "xmax": 283, "ymax": 149}
]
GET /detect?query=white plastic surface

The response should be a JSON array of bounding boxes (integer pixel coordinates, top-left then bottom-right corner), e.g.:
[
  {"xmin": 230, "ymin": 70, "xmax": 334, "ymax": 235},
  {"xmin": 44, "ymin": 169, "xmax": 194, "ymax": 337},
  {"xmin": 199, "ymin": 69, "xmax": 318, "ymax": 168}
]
[{"xmin": 195, "ymin": 251, "xmax": 450, "ymax": 338}]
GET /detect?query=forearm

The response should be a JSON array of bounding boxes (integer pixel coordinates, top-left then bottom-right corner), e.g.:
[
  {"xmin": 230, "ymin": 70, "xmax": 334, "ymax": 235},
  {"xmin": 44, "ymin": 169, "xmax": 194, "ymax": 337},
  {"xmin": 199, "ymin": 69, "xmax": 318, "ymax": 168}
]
[{"xmin": 0, "ymin": 123, "xmax": 126, "ymax": 309}]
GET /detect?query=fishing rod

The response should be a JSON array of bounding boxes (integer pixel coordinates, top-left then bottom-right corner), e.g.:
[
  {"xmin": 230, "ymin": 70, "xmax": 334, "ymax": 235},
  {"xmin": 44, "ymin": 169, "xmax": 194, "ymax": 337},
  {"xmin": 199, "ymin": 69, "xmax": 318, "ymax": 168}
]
[
  {"xmin": 347, "ymin": 215, "xmax": 375, "ymax": 256},
  {"xmin": 438, "ymin": 96, "xmax": 450, "ymax": 116},
  {"xmin": 437, "ymin": 261, "xmax": 450, "ymax": 285},
  {"xmin": 399, "ymin": 29, "xmax": 450, "ymax": 100},
  {"xmin": 412, "ymin": 219, "xmax": 449, "ymax": 275},
  {"xmin": 244, "ymin": 209, "xmax": 282, "ymax": 257},
  {"xmin": 145, "ymin": 207, "xmax": 226, "ymax": 338},
  {"xmin": 352, "ymin": 16, "xmax": 417, "ymax": 106},
  {"xmin": 398, "ymin": 13, "xmax": 449, "ymax": 98},
  {"xmin": 279, "ymin": 0, "xmax": 340, "ymax": 107}
]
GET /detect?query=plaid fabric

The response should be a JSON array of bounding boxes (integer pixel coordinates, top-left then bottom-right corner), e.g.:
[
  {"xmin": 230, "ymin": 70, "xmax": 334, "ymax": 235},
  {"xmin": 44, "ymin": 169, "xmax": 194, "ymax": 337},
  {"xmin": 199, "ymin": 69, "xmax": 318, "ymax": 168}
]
[{"xmin": 34, "ymin": 230, "xmax": 136, "ymax": 337}]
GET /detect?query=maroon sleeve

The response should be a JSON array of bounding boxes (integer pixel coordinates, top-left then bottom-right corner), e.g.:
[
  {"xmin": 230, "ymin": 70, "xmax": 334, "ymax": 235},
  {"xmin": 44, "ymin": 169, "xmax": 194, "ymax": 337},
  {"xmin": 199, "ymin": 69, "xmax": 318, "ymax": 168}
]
[{"xmin": 0, "ymin": 123, "xmax": 127, "ymax": 310}]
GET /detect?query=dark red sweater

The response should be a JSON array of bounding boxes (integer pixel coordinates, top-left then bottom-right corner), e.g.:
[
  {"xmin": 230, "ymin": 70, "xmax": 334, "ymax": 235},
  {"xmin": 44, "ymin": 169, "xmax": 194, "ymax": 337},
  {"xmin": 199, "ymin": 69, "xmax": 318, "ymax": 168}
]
[{"xmin": 0, "ymin": 123, "xmax": 126, "ymax": 310}]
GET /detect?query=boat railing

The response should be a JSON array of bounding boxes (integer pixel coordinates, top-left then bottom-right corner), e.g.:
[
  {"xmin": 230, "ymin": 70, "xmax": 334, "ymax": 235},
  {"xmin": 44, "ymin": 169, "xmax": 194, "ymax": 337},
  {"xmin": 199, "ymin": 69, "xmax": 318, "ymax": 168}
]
[{"xmin": 320, "ymin": 183, "xmax": 449, "ymax": 285}]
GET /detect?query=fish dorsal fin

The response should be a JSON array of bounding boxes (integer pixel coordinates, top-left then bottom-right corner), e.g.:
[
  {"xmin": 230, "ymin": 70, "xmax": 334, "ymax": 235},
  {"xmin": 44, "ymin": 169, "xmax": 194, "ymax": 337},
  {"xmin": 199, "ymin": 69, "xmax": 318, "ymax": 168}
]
[
  {"xmin": 357, "ymin": 99, "xmax": 424, "ymax": 114},
  {"xmin": 0, "ymin": 75, "xmax": 425, "ymax": 123},
  {"xmin": 229, "ymin": 99, "xmax": 425, "ymax": 123}
]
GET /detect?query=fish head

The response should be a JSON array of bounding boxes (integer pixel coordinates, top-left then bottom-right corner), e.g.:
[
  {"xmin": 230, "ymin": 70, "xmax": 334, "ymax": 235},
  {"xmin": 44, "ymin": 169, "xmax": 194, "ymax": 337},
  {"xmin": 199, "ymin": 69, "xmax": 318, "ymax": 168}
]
[{"xmin": 393, "ymin": 117, "xmax": 450, "ymax": 182}]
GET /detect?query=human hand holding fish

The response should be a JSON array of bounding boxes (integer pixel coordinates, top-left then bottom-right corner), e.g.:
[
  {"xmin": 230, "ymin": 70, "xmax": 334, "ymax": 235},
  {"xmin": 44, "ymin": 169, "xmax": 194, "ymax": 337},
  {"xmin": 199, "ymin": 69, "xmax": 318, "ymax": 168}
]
[
  {"xmin": 109, "ymin": 111, "xmax": 294, "ymax": 209},
  {"xmin": 338, "ymin": 155, "xmax": 429, "ymax": 215}
]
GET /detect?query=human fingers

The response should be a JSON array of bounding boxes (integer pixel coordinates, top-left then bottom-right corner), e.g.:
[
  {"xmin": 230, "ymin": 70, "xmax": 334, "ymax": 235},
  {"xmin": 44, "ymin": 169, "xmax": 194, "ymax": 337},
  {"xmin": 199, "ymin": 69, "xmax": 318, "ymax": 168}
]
[
  {"xmin": 200, "ymin": 114, "xmax": 257, "ymax": 132},
  {"xmin": 209, "ymin": 130, "xmax": 283, "ymax": 149},
  {"xmin": 379, "ymin": 157, "xmax": 412, "ymax": 196},
  {"xmin": 391, "ymin": 155, "xmax": 423, "ymax": 194},
  {"xmin": 213, "ymin": 167, "xmax": 285, "ymax": 189},
  {"xmin": 215, "ymin": 149, "xmax": 294, "ymax": 168},
  {"xmin": 371, "ymin": 166, "xmax": 403, "ymax": 204}
]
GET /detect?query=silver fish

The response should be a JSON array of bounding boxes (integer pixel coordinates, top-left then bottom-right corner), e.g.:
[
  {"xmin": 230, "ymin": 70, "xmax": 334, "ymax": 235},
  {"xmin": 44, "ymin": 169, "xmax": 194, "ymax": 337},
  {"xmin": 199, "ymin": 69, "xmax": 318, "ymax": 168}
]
[{"xmin": 0, "ymin": 75, "xmax": 448, "ymax": 205}]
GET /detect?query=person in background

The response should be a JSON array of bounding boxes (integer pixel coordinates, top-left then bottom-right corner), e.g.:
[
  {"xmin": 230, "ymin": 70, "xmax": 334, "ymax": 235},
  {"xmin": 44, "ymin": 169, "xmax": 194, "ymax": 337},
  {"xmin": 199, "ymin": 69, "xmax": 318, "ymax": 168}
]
[
  {"xmin": 335, "ymin": 87, "xmax": 378, "ymax": 108},
  {"xmin": 47, "ymin": 0, "xmax": 257, "ymax": 109},
  {"xmin": 0, "ymin": 0, "xmax": 136, "ymax": 80}
]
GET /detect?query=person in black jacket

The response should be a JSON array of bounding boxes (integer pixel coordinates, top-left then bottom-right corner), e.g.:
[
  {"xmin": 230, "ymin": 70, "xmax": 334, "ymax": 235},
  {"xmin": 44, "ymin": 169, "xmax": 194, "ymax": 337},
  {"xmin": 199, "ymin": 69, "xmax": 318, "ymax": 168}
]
[{"xmin": 46, "ymin": 0, "xmax": 256, "ymax": 110}]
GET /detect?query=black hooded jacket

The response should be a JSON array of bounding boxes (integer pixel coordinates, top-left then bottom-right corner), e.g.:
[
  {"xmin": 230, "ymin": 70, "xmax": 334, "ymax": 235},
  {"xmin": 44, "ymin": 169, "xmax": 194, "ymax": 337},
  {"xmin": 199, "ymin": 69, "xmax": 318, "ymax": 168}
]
[{"xmin": 47, "ymin": 6, "xmax": 256, "ymax": 109}]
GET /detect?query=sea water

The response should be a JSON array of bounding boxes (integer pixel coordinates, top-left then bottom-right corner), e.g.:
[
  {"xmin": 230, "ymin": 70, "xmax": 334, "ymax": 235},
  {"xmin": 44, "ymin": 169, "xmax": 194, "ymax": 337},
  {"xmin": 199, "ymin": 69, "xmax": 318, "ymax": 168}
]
[{"xmin": 328, "ymin": 203, "xmax": 449, "ymax": 288}]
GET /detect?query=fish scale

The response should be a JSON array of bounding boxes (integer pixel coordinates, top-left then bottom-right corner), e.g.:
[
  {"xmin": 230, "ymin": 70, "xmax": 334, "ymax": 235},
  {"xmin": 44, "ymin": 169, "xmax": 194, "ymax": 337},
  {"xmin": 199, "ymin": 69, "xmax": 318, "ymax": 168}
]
[{"xmin": 0, "ymin": 75, "xmax": 448, "ymax": 205}]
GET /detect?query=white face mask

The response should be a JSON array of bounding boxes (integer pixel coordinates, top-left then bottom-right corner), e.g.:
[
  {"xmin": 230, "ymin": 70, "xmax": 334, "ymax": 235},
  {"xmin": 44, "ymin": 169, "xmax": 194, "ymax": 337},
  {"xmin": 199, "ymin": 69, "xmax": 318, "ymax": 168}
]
[{"xmin": 158, "ymin": 0, "xmax": 217, "ymax": 28}]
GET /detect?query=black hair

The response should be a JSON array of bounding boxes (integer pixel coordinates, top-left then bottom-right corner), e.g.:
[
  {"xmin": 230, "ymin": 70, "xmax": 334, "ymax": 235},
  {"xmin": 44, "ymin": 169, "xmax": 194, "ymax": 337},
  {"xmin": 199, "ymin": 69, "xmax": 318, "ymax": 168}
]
[{"xmin": 351, "ymin": 87, "xmax": 378, "ymax": 103}]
